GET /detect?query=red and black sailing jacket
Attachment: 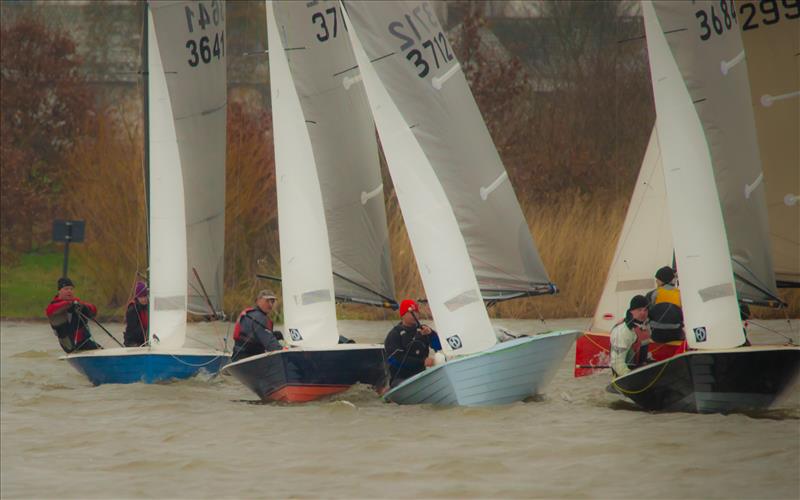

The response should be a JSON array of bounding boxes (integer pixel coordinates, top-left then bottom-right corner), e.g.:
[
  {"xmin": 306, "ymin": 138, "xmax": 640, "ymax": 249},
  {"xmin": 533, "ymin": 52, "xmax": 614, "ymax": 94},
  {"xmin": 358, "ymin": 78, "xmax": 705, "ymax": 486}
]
[
  {"xmin": 233, "ymin": 307, "xmax": 273, "ymax": 342},
  {"xmin": 123, "ymin": 300, "xmax": 149, "ymax": 347},
  {"xmin": 45, "ymin": 296, "xmax": 98, "ymax": 345}
]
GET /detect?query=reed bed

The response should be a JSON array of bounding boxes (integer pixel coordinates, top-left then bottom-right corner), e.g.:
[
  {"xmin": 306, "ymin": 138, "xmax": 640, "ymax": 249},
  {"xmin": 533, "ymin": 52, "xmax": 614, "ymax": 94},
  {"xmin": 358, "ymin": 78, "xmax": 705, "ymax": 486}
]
[{"xmin": 62, "ymin": 105, "xmax": 797, "ymax": 321}]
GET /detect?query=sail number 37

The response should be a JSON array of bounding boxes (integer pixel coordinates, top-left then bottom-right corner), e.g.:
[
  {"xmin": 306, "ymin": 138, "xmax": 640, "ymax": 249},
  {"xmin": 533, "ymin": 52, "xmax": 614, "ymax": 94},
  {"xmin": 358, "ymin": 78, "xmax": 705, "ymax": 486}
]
[{"xmin": 184, "ymin": 1, "xmax": 225, "ymax": 68}]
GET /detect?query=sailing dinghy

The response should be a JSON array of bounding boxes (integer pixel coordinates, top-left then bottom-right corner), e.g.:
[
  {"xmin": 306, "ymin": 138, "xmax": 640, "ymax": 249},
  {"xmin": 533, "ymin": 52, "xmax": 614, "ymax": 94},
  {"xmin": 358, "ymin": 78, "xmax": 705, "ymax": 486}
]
[
  {"xmin": 65, "ymin": 1, "xmax": 230, "ymax": 384},
  {"xmin": 608, "ymin": 1, "xmax": 799, "ymax": 413},
  {"xmin": 222, "ymin": 1, "xmax": 393, "ymax": 403},
  {"xmin": 573, "ymin": 127, "xmax": 681, "ymax": 376},
  {"xmin": 343, "ymin": 0, "xmax": 578, "ymax": 406}
]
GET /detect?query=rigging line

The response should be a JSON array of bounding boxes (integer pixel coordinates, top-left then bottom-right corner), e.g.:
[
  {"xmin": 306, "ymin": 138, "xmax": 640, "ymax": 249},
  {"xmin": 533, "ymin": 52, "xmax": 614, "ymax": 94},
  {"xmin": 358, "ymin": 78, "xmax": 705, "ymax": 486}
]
[
  {"xmin": 192, "ymin": 267, "xmax": 221, "ymax": 319},
  {"xmin": 746, "ymin": 320, "xmax": 797, "ymax": 344},
  {"xmin": 76, "ymin": 309, "xmax": 124, "ymax": 347},
  {"xmin": 733, "ymin": 270, "xmax": 785, "ymax": 306},
  {"xmin": 332, "ymin": 271, "xmax": 397, "ymax": 305}
]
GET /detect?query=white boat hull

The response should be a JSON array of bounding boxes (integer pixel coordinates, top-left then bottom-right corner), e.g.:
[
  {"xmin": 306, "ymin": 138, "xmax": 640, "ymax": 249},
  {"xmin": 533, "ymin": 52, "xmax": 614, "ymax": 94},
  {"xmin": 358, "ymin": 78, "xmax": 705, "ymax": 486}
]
[{"xmin": 383, "ymin": 330, "xmax": 578, "ymax": 406}]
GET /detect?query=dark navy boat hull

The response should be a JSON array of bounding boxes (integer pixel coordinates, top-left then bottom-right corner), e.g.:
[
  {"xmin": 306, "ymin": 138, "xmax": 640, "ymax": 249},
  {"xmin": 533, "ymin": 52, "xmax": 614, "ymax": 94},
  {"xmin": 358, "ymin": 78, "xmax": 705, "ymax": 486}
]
[
  {"xmin": 223, "ymin": 346, "xmax": 387, "ymax": 402},
  {"xmin": 609, "ymin": 346, "xmax": 800, "ymax": 413}
]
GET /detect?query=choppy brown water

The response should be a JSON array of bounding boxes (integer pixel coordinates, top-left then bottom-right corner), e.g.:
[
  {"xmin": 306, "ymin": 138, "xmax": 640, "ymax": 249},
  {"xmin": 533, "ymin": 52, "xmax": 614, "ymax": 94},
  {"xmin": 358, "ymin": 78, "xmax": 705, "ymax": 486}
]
[{"xmin": 2, "ymin": 318, "xmax": 798, "ymax": 499}]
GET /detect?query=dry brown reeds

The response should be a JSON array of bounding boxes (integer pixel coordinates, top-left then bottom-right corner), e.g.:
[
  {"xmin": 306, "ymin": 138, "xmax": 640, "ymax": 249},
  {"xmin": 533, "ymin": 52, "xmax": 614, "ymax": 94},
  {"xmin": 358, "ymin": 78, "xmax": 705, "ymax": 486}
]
[
  {"xmin": 222, "ymin": 101, "xmax": 279, "ymax": 317},
  {"xmin": 62, "ymin": 106, "xmax": 146, "ymax": 315}
]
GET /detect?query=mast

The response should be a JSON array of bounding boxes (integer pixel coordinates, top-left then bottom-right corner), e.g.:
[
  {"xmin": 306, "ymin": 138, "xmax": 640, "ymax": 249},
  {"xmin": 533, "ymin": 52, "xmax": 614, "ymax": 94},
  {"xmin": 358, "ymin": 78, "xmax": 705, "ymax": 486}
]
[{"xmin": 141, "ymin": 0, "xmax": 150, "ymax": 266}]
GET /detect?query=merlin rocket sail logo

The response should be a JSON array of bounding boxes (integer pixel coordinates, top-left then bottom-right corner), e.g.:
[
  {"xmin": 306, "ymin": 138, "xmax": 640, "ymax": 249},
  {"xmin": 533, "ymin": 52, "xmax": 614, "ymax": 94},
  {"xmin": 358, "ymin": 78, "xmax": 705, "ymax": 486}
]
[
  {"xmin": 289, "ymin": 328, "xmax": 303, "ymax": 341},
  {"xmin": 446, "ymin": 335, "xmax": 463, "ymax": 350},
  {"xmin": 693, "ymin": 326, "xmax": 707, "ymax": 343}
]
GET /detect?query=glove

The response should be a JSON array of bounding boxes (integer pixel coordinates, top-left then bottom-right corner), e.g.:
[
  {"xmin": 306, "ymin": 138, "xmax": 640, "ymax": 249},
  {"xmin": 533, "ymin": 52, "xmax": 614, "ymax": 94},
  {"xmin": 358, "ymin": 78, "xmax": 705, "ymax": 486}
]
[{"xmin": 273, "ymin": 330, "xmax": 284, "ymax": 341}]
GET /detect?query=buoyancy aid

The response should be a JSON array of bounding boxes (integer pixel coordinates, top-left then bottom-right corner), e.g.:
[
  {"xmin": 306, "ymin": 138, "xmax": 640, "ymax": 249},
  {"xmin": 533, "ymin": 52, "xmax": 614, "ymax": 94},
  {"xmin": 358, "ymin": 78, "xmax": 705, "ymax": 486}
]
[
  {"xmin": 233, "ymin": 307, "xmax": 273, "ymax": 342},
  {"xmin": 124, "ymin": 300, "xmax": 149, "ymax": 346},
  {"xmin": 653, "ymin": 285, "xmax": 681, "ymax": 307}
]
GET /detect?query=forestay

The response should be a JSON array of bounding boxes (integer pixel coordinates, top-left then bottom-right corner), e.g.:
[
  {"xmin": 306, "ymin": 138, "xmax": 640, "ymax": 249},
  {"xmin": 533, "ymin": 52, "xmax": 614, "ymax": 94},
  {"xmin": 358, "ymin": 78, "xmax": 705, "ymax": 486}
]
[
  {"xmin": 343, "ymin": 0, "xmax": 553, "ymax": 300},
  {"xmin": 591, "ymin": 127, "xmax": 672, "ymax": 332},
  {"xmin": 643, "ymin": 1, "xmax": 744, "ymax": 349},
  {"xmin": 739, "ymin": 4, "xmax": 799, "ymax": 286},
  {"xmin": 267, "ymin": 1, "xmax": 339, "ymax": 347},
  {"xmin": 344, "ymin": 4, "xmax": 496, "ymax": 355},
  {"xmin": 147, "ymin": 4, "xmax": 188, "ymax": 349},
  {"xmin": 652, "ymin": 1, "xmax": 778, "ymax": 305},
  {"xmin": 150, "ymin": 0, "xmax": 227, "ymax": 317},
  {"xmin": 272, "ymin": 1, "xmax": 396, "ymax": 308}
]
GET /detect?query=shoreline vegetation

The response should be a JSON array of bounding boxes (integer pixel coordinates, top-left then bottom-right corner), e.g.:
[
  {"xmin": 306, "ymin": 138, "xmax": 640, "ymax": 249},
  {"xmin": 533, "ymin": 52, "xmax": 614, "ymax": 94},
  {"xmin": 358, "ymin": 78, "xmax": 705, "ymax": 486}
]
[{"xmin": 2, "ymin": 3, "xmax": 797, "ymax": 322}]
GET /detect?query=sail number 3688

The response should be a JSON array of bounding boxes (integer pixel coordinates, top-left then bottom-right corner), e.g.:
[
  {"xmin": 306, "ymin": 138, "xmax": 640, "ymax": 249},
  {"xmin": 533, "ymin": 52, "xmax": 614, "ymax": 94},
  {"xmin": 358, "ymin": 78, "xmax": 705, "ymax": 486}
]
[{"xmin": 184, "ymin": 1, "xmax": 225, "ymax": 68}]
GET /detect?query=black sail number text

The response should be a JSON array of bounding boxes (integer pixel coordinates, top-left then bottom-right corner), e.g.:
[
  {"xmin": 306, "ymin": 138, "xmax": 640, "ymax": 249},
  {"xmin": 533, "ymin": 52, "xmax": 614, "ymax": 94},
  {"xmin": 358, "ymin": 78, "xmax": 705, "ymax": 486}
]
[{"xmin": 387, "ymin": 4, "xmax": 454, "ymax": 79}]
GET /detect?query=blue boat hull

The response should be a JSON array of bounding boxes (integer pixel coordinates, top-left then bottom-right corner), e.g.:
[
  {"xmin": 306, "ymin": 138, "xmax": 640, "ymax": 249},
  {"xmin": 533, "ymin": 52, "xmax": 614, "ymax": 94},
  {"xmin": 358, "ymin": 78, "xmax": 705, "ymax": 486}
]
[{"xmin": 65, "ymin": 349, "xmax": 230, "ymax": 385}]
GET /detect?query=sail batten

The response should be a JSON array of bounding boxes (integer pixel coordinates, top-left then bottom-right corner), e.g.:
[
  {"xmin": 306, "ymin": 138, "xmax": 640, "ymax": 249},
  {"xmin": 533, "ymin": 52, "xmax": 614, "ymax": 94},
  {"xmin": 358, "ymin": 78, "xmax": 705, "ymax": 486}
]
[
  {"xmin": 273, "ymin": 1, "xmax": 396, "ymax": 309},
  {"xmin": 739, "ymin": 0, "xmax": 800, "ymax": 286},
  {"xmin": 149, "ymin": 0, "xmax": 227, "ymax": 318},
  {"xmin": 651, "ymin": 1, "xmax": 778, "ymax": 307},
  {"xmin": 267, "ymin": 1, "xmax": 340, "ymax": 346},
  {"xmin": 643, "ymin": 1, "xmax": 744, "ymax": 349},
  {"xmin": 343, "ymin": 1, "xmax": 552, "ymax": 298},
  {"xmin": 345, "ymin": 2, "xmax": 497, "ymax": 355}
]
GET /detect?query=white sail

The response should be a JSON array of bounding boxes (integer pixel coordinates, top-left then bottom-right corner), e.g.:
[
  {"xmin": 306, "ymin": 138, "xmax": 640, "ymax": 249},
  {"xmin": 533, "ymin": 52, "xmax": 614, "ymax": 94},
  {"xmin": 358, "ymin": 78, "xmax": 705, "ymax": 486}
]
[
  {"xmin": 343, "ymin": 0, "xmax": 552, "ymax": 299},
  {"xmin": 591, "ymin": 126, "xmax": 672, "ymax": 332},
  {"xmin": 344, "ymin": 7, "xmax": 496, "ymax": 356},
  {"xmin": 149, "ymin": 0, "xmax": 227, "ymax": 316},
  {"xmin": 651, "ymin": 1, "xmax": 778, "ymax": 305},
  {"xmin": 147, "ymin": 6, "xmax": 188, "ymax": 349},
  {"xmin": 267, "ymin": 1, "xmax": 339, "ymax": 347},
  {"xmin": 642, "ymin": 1, "xmax": 744, "ymax": 349},
  {"xmin": 740, "ymin": 4, "xmax": 800, "ymax": 286},
  {"xmin": 271, "ymin": 1, "xmax": 395, "ymax": 307}
]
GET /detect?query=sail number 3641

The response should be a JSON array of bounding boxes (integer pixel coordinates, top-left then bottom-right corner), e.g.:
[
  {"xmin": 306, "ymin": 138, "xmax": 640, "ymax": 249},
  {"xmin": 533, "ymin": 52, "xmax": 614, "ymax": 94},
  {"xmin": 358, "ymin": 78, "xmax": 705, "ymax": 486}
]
[{"xmin": 184, "ymin": 1, "xmax": 225, "ymax": 68}]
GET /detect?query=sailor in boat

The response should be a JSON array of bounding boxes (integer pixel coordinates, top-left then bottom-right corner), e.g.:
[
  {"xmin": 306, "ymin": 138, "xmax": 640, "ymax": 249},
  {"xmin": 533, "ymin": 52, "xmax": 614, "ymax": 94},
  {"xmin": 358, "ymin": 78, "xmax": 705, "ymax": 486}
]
[
  {"xmin": 646, "ymin": 266, "xmax": 685, "ymax": 344},
  {"xmin": 45, "ymin": 277, "xmax": 101, "ymax": 353},
  {"xmin": 123, "ymin": 282, "xmax": 148, "ymax": 347},
  {"xmin": 610, "ymin": 295, "xmax": 652, "ymax": 378},
  {"xmin": 384, "ymin": 299, "xmax": 442, "ymax": 387},
  {"xmin": 231, "ymin": 289, "xmax": 284, "ymax": 362}
]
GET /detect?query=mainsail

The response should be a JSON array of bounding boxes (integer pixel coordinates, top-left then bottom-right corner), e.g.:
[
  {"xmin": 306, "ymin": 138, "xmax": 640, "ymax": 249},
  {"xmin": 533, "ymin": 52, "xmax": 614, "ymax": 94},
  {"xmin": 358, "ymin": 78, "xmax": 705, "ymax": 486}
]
[
  {"xmin": 739, "ymin": 2, "xmax": 800, "ymax": 287},
  {"xmin": 267, "ymin": 1, "xmax": 339, "ymax": 347},
  {"xmin": 345, "ymin": 2, "xmax": 496, "ymax": 355},
  {"xmin": 149, "ymin": 0, "xmax": 227, "ymax": 317},
  {"xmin": 591, "ymin": 127, "xmax": 672, "ymax": 332},
  {"xmin": 643, "ymin": 1, "xmax": 744, "ymax": 349},
  {"xmin": 651, "ymin": 1, "xmax": 779, "ymax": 306},
  {"xmin": 272, "ymin": 1, "xmax": 396, "ymax": 308},
  {"xmin": 343, "ymin": 0, "xmax": 553, "ymax": 301}
]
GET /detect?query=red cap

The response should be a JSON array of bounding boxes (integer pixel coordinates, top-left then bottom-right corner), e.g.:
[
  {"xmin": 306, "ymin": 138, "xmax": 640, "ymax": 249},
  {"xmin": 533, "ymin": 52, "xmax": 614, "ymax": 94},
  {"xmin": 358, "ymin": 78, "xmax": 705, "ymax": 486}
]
[{"xmin": 399, "ymin": 299, "xmax": 419, "ymax": 317}]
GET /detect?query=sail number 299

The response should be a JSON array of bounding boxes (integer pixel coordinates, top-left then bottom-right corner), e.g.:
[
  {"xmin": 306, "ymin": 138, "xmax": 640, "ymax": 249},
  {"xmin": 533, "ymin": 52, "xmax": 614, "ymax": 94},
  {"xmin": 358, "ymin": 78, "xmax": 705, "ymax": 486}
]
[{"xmin": 184, "ymin": 1, "xmax": 225, "ymax": 68}]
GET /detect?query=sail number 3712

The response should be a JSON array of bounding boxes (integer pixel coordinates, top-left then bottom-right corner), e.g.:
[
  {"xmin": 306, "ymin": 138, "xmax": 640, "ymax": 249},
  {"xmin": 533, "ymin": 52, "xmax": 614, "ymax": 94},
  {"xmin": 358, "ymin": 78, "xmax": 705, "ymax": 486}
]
[
  {"xmin": 388, "ymin": 4, "xmax": 454, "ymax": 79},
  {"xmin": 184, "ymin": 1, "xmax": 225, "ymax": 68}
]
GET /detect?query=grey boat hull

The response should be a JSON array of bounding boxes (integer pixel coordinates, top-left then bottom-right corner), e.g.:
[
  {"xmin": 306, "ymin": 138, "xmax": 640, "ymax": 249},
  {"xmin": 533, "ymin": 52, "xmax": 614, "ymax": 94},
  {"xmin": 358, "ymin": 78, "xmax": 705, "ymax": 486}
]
[{"xmin": 383, "ymin": 330, "xmax": 578, "ymax": 406}]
